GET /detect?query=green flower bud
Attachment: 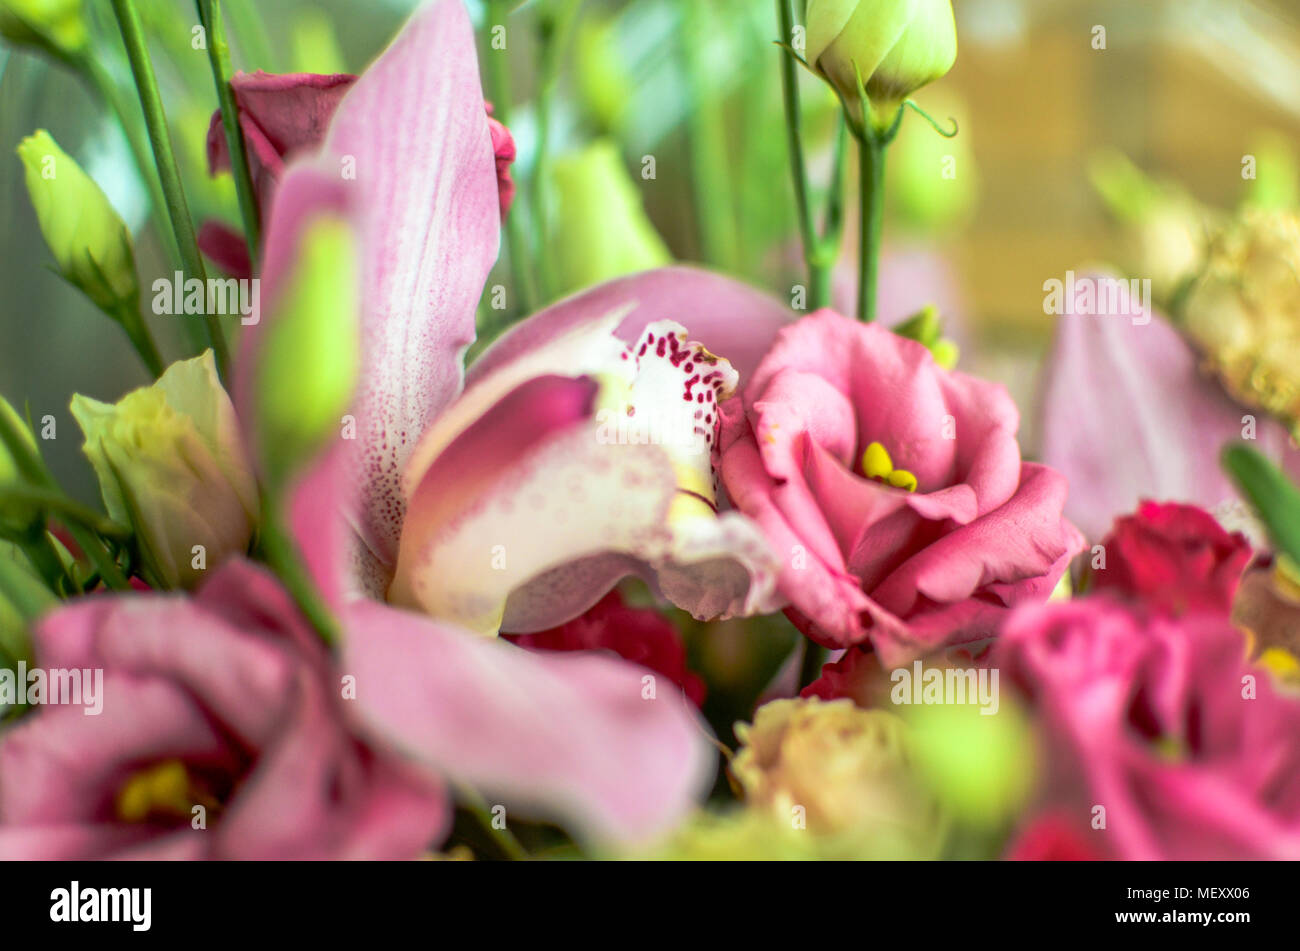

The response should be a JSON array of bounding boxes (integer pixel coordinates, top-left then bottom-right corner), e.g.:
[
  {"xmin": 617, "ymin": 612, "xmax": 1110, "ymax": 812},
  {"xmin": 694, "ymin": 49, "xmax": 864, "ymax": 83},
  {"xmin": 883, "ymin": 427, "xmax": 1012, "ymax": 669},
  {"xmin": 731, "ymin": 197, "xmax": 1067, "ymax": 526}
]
[
  {"xmin": 894, "ymin": 304, "xmax": 959, "ymax": 369},
  {"xmin": 547, "ymin": 140, "xmax": 671, "ymax": 297},
  {"xmin": 0, "ymin": 0, "xmax": 87, "ymax": 62},
  {"xmin": 71, "ymin": 351, "xmax": 258, "ymax": 590},
  {"xmin": 807, "ymin": 0, "xmax": 957, "ymax": 134},
  {"xmin": 17, "ymin": 130, "xmax": 139, "ymax": 314},
  {"xmin": 254, "ymin": 216, "xmax": 359, "ymax": 488}
]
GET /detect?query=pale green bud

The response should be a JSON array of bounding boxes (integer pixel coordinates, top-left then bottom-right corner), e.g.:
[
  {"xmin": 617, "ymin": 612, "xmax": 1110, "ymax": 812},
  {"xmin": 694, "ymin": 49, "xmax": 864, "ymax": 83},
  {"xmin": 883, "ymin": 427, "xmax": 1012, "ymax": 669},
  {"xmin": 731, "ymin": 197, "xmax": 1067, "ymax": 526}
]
[
  {"xmin": 253, "ymin": 216, "xmax": 359, "ymax": 488},
  {"xmin": 17, "ymin": 130, "xmax": 139, "ymax": 314},
  {"xmin": 71, "ymin": 351, "xmax": 258, "ymax": 590},
  {"xmin": 807, "ymin": 0, "xmax": 957, "ymax": 134},
  {"xmin": 548, "ymin": 140, "xmax": 671, "ymax": 297},
  {"xmin": 0, "ymin": 0, "xmax": 87, "ymax": 62}
]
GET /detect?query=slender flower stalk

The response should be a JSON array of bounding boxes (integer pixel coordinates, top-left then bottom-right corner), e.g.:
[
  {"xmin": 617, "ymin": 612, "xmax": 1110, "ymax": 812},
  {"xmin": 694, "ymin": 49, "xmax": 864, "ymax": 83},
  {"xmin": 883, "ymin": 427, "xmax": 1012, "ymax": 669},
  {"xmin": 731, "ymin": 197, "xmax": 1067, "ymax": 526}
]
[
  {"xmin": 857, "ymin": 131, "xmax": 885, "ymax": 322},
  {"xmin": 197, "ymin": 0, "xmax": 261, "ymax": 262},
  {"xmin": 775, "ymin": 0, "xmax": 847, "ymax": 311},
  {"xmin": 258, "ymin": 498, "xmax": 340, "ymax": 647},
  {"xmin": 456, "ymin": 783, "xmax": 531, "ymax": 861},
  {"xmin": 110, "ymin": 299, "xmax": 165, "ymax": 377},
  {"xmin": 110, "ymin": 0, "xmax": 230, "ymax": 378},
  {"xmin": 79, "ymin": 54, "xmax": 179, "ymax": 267},
  {"xmin": 484, "ymin": 0, "xmax": 537, "ymax": 315}
]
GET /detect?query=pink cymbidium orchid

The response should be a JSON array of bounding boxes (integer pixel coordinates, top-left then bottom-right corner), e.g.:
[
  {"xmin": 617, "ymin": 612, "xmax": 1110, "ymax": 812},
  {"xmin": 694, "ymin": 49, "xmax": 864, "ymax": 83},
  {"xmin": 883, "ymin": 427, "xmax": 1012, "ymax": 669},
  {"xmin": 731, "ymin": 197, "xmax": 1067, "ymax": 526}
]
[
  {"xmin": 241, "ymin": 0, "xmax": 789, "ymax": 632},
  {"xmin": 224, "ymin": 0, "xmax": 796, "ymax": 844}
]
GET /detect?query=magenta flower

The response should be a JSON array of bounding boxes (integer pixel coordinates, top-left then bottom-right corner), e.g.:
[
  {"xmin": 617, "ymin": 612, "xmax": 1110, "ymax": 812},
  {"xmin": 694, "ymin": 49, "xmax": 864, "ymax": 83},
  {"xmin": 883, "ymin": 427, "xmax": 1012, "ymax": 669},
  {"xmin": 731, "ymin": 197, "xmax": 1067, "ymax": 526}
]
[
  {"xmin": 718, "ymin": 309, "xmax": 1083, "ymax": 667},
  {"xmin": 1039, "ymin": 271, "xmax": 1300, "ymax": 541},
  {"xmin": 1092, "ymin": 501, "xmax": 1252, "ymax": 618},
  {"xmin": 0, "ymin": 561, "xmax": 446, "ymax": 859},
  {"xmin": 997, "ymin": 598, "xmax": 1300, "ymax": 859}
]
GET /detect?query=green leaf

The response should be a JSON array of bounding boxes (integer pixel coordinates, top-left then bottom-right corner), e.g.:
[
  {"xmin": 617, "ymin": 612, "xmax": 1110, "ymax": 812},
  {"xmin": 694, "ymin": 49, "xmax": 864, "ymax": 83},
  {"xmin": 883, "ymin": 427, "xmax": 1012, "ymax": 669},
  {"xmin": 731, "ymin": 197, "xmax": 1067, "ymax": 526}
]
[{"xmin": 1222, "ymin": 445, "xmax": 1300, "ymax": 563}]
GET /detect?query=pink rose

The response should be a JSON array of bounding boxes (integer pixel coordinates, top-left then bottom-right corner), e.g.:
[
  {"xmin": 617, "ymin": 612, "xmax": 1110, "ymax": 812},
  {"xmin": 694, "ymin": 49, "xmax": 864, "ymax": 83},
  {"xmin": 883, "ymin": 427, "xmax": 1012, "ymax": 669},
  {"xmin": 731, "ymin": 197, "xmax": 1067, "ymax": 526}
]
[
  {"xmin": 1092, "ymin": 500, "xmax": 1252, "ymax": 617},
  {"xmin": 719, "ymin": 310, "xmax": 1084, "ymax": 666},
  {"xmin": 0, "ymin": 561, "xmax": 445, "ymax": 859},
  {"xmin": 997, "ymin": 598, "xmax": 1300, "ymax": 859}
]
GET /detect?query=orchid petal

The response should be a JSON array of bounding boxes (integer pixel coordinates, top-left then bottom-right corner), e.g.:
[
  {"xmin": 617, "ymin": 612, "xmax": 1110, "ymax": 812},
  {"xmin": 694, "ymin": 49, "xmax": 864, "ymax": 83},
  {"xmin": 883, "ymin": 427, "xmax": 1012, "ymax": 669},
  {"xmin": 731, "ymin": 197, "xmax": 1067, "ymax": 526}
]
[
  {"xmin": 340, "ymin": 599, "xmax": 716, "ymax": 848},
  {"xmin": 318, "ymin": 0, "xmax": 501, "ymax": 570}
]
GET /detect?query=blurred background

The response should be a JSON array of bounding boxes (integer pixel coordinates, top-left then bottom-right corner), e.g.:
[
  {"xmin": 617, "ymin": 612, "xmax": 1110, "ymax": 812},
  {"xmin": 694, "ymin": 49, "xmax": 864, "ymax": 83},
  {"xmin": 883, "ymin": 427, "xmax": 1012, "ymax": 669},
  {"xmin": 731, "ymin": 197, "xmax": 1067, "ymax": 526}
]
[{"xmin": 2, "ymin": 0, "xmax": 1299, "ymax": 501}]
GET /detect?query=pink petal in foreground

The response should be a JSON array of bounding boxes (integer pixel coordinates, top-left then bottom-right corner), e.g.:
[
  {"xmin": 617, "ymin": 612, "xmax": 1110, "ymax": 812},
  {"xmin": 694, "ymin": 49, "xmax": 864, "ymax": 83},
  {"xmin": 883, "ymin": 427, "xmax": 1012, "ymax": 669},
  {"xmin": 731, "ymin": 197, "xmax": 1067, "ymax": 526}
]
[{"xmin": 341, "ymin": 600, "xmax": 716, "ymax": 848}]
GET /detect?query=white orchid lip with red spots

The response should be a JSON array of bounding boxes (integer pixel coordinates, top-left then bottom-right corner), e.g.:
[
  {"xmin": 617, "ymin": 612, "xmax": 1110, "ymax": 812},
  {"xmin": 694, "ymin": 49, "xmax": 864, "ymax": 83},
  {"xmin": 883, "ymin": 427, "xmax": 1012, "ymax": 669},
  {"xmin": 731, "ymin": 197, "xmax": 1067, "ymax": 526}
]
[{"xmin": 388, "ymin": 313, "xmax": 779, "ymax": 635}]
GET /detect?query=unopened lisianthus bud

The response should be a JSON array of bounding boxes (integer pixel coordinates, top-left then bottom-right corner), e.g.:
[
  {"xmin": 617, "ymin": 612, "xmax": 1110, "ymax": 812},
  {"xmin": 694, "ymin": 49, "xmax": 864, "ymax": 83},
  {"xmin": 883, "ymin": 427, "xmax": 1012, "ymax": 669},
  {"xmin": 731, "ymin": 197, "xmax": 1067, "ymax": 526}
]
[
  {"xmin": 253, "ymin": 216, "xmax": 359, "ymax": 487},
  {"xmin": 806, "ymin": 0, "xmax": 957, "ymax": 135},
  {"xmin": 71, "ymin": 352, "xmax": 258, "ymax": 590},
  {"xmin": 731, "ymin": 696, "xmax": 948, "ymax": 858},
  {"xmin": 17, "ymin": 130, "xmax": 139, "ymax": 314},
  {"xmin": 0, "ymin": 0, "xmax": 87, "ymax": 62}
]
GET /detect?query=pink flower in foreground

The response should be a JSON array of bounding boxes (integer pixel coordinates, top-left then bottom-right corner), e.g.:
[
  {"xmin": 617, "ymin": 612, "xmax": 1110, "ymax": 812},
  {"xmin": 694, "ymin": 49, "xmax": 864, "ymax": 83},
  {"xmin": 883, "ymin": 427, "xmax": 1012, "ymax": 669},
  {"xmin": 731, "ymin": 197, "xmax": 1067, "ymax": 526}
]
[
  {"xmin": 1092, "ymin": 500, "xmax": 1252, "ymax": 617},
  {"xmin": 0, "ymin": 561, "xmax": 445, "ymax": 859},
  {"xmin": 507, "ymin": 590, "xmax": 706, "ymax": 707},
  {"xmin": 996, "ymin": 598, "xmax": 1300, "ymax": 860},
  {"xmin": 719, "ymin": 310, "xmax": 1083, "ymax": 667}
]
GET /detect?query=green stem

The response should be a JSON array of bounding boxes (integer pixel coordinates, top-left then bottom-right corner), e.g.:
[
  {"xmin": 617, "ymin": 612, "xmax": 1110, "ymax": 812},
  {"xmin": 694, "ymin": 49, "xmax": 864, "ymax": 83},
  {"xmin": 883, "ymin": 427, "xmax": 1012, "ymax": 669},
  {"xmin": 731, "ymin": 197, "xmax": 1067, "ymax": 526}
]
[
  {"xmin": 110, "ymin": 0, "xmax": 231, "ymax": 378},
  {"xmin": 81, "ymin": 54, "xmax": 180, "ymax": 267},
  {"xmin": 0, "ymin": 486, "xmax": 130, "ymax": 540},
  {"xmin": 198, "ymin": 0, "xmax": 261, "ymax": 263},
  {"xmin": 259, "ymin": 500, "xmax": 339, "ymax": 647},
  {"xmin": 112, "ymin": 300, "xmax": 165, "ymax": 377},
  {"xmin": 17, "ymin": 527, "xmax": 68, "ymax": 595},
  {"xmin": 0, "ymin": 410, "xmax": 130, "ymax": 591},
  {"xmin": 857, "ymin": 133, "xmax": 885, "ymax": 323},
  {"xmin": 456, "ymin": 783, "xmax": 531, "ymax": 861},
  {"xmin": 484, "ymin": 0, "xmax": 536, "ymax": 316},
  {"xmin": 775, "ymin": 0, "xmax": 823, "ymax": 306},
  {"xmin": 682, "ymin": 0, "xmax": 739, "ymax": 270}
]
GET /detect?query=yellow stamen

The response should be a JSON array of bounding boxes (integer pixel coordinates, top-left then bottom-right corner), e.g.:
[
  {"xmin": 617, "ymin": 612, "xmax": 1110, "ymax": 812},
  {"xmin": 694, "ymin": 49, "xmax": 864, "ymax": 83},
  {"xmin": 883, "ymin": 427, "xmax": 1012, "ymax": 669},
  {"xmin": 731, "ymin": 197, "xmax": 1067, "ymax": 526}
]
[
  {"xmin": 861, "ymin": 441, "xmax": 918, "ymax": 493},
  {"xmin": 115, "ymin": 760, "xmax": 197, "ymax": 823},
  {"xmin": 862, "ymin": 442, "xmax": 893, "ymax": 481},
  {"xmin": 887, "ymin": 469, "xmax": 918, "ymax": 492}
]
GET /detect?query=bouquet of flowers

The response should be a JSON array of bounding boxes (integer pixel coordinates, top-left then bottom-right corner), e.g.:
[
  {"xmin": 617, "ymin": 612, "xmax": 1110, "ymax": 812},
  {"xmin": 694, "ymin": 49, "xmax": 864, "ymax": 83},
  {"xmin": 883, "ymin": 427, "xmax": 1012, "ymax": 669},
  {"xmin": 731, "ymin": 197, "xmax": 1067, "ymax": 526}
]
[{"xmin": 1, "ymin": 0, "xmax": 1298, "ymax": 863}]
